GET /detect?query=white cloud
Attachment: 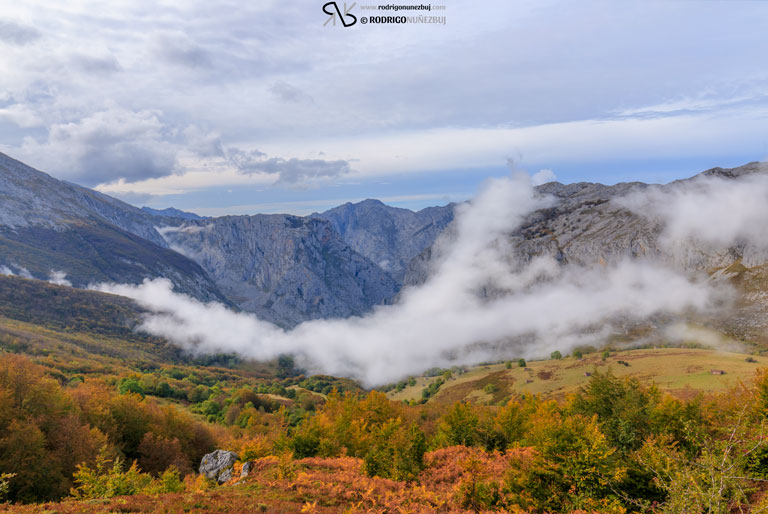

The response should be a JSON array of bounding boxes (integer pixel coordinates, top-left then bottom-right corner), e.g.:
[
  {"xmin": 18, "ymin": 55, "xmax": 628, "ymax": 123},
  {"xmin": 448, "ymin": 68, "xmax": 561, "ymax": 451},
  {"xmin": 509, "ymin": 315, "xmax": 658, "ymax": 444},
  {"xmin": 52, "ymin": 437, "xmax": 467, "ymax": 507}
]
[
  {"xmin": 95, "ymin": 174, "xmax": 722, "ymax": 385},
  {"xmin": 531, "ymin": 168, "xmax": 557, "ymax": 186},
  {"xmin": 615, "ymin": 169, "xmax": 768, "ymax": 259},
  {"xmin": 48, "ymin": 270, "xmax": 71, "ymax": 286},
  {"xmin": 0, "ymin": 0, "xmax": 766, "ymax": 198},
  {"xmin": 15, "ymin": 107, "xmax": 178, "ymax": 186}
]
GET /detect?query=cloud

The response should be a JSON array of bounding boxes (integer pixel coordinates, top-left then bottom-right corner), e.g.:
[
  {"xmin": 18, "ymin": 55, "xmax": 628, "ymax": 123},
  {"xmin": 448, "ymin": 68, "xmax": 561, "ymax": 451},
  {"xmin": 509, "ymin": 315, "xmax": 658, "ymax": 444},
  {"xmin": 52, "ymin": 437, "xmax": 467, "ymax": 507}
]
[
  {"xmin": 95, "ymin": 174, "xmax": 722, "ymax": 385},
  {"xmin": 0, "ymin": 20, "xmax": 40, "ymax": 45},
  {"xmin": 71, "ymin": 53, "xmax": 122, "ymax": 74},
  {"xmin": 154, "ymin": 34, "xmax": 212, "ymax": 69},
  {"xmin": 269, "ymin": 81, "xmax": 313, "ymax": 104},
  {"xmin": 0, "ymin": 104, "xmax": 43, "ymax": 128},
  {"xmin": 0, "ymin": 264, "xmax": 32, "ymax": 279},
  {"xmin": 48, "ymin": 271, "xmax": 71, "ymax": 286},
  {"xmin": 614, "ymin": 168, "xmax": 768, "ymax": 255},
  {"xmin": 531, "ymin": 168, "xmax": 557, "ymax": 186},
  {"xmin": 183, "ymin": 126, "xmax": 225, "ymax": 158},
  {"xmin": 18, "ymin": 107, "xmax": 178, "ymax": 186},
  {"xmin": 227, "ymin": 147, "xmax": 351, "ymax": 185}
]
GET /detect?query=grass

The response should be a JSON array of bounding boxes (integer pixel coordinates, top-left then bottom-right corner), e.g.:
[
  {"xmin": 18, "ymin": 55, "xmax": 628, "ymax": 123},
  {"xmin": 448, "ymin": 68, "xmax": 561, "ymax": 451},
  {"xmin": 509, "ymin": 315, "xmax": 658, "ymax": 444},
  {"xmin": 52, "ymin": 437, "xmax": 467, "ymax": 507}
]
[{"xmin": 387, "ymin": 347, "xmax": 766, "ymax": 404}]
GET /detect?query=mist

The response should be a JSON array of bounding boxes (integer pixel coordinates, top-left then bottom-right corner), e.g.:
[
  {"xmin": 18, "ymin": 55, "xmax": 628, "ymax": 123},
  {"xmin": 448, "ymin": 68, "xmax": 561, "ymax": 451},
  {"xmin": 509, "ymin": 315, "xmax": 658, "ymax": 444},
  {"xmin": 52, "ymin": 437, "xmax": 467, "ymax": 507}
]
[
  {"xmin": 615, "ymin": 170, "xmax": 768, "ymax": 254},
  {"xmin": 94, "ymin": 173, "xmax": 727, "ymax": 386}
]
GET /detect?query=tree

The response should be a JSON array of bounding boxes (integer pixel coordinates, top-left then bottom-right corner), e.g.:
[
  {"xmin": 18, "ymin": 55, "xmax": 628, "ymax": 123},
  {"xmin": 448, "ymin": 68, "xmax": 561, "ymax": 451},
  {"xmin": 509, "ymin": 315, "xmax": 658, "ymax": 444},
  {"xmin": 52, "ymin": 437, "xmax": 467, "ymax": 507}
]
[
  {"xmin": 364, "ymin": 420, "xmax": 426, "ymax": 481},
  {"xmin": 550, "ymin": 351, "xmax": 562, "ymax": 360},
  {"xmin": 518, "ymin": 358, "xmax": 526, "ymax": 368},
  {"xmin": 277, "ymin": 354, "xmax": 297, "ymax": 378},
  {"xmin": 571, "ymin": 369, "xmax": 654, "ymax": 453},
  {"xmin": 437, "ymin": 402, "xmax": 480, "ymax": 447},
  {"xmin": 508, "ymin": 403, "xmax": 625, "ymax": 512},
  {"xmin": 138, "ymin": 433, "xmax": 191, "ymax": 476}
]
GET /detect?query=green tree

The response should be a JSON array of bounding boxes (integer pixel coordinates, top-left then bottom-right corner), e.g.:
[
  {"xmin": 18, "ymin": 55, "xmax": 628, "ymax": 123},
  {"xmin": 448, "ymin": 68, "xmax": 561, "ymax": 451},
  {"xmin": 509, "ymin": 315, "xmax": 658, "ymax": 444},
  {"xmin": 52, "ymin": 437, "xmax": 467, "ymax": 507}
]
[
  {"xmin": 571, "ymin": 369, "xmax": 654, "ymax": 453},
  {"xmin": 437, "ymin": 402, "xmax": 480, "ymax": 447},
  {"xmin": 550, "ymin": 351, "xmax": 562, "ymax": 360},
  {"xmin": 364, "ymin": 420, "xmax": 426, "ymax": 481}
]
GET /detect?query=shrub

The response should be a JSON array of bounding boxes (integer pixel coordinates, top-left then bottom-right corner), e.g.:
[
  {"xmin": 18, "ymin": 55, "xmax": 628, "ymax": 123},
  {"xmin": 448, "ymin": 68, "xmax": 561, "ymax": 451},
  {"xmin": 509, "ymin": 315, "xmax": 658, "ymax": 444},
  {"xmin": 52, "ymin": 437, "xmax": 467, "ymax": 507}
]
[
  {"xmin": 363, "ymin": 420, "xmax": 426, "ymax": 481},
  {"xmin": 70, "ymin": 446, "xmax": 186, "ymax": 499},
  {"xmin": 0, "ymin": 473, "xmax": 15, "ymax": 503},
  {"xmin": 70, "ymin": 450, "xmax": 152, "ymax": 499}
]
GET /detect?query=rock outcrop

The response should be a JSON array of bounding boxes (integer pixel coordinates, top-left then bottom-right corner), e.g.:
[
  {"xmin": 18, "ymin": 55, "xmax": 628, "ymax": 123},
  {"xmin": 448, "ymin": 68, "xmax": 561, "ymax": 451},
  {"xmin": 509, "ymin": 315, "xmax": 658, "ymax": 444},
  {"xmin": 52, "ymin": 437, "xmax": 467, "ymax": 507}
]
[{"xmin": 199, "ymin": 450, "xmax": 239, "ymax": 484}]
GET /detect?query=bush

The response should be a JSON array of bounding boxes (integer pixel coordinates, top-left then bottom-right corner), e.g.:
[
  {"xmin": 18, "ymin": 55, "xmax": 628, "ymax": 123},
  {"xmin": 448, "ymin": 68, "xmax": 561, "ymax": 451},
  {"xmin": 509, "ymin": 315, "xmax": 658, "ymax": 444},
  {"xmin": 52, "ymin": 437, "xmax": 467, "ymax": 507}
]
[
  {"xmin": 363, "ymin": 420, "xmax": 426, "ymax": 481},
  {"xmin": 70, "ymin": 447, "xmax": 186, "ymax": 499},
  {"xmin": 70, "ymin": 450, "xmax": 152, "ymax": 499},
  {"xmin": 0, "ymin": 473, "xmax": 15, "ymax": 503},
  {"xmin": 518, "ymin": 359, "xmax": 526, "ymax": 367},
  {"xmin": 550, "ymin": 351, "xmax": 562, "ymax": 360}
]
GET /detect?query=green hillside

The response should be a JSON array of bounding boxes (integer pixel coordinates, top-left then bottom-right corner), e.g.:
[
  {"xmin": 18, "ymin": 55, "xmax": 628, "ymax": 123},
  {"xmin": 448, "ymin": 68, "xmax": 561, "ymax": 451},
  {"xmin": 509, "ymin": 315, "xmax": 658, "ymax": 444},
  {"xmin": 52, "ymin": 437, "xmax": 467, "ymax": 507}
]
[{"xmin": 388, "ymin": 347, "xmax": 765, "ymax": 405}]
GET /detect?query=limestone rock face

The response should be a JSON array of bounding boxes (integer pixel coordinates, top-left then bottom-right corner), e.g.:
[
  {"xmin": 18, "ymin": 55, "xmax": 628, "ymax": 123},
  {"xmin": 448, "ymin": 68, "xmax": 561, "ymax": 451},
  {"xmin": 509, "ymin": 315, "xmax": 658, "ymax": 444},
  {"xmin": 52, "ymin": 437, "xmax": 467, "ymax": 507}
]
[
  {"xmin": 0, "ymin": 152, "xmax": 227, "ymax": 303},
  {"xmin": 312, "ymin": 199, "xmax": 455, "ymax": 282},
  {"xmin": 404, "ymin": 162, "xmax": 768, "ymax": 288},
  {"xmin": 199, "ymin": 450, "xmax": 239, "ymax": 484},
  {"xmin": 158, "ymin": 214, "xmax": 401, "ymax": 327}
]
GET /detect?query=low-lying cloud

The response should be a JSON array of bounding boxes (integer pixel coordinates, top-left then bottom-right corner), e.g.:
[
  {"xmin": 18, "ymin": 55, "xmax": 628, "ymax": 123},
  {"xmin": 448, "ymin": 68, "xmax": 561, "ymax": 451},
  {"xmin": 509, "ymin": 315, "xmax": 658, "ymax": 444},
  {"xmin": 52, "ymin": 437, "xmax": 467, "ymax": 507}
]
[
  {"xmin": 615, "ymin": 168, "xmax": 768, "ymax": 250},
  {"xmin": 95, "ymin": 174, "xmax": 724, "ymax": 385}
]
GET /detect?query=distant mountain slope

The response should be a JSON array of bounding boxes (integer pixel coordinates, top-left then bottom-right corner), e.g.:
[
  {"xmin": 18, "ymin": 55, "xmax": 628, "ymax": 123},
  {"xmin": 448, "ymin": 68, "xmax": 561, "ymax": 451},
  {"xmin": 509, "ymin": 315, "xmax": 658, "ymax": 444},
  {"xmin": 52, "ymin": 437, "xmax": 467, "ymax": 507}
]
[
  {"xmin": 0, "ymin": 152, "xmax": 227, "ymax": 302},
  {"xmin": 157, "ymin": 214, "xmax": 400, "ymax": 327},
  {"xmin": 404, "ymin": 162, "xmax": 768, "ymax": 287},
  {"xmin": 142, "ymin": 206, "xmax": 205, "ymax": 220},
  {"xmin": 313, "ymin": 199, "xmax": 454, "ymax": 281}
]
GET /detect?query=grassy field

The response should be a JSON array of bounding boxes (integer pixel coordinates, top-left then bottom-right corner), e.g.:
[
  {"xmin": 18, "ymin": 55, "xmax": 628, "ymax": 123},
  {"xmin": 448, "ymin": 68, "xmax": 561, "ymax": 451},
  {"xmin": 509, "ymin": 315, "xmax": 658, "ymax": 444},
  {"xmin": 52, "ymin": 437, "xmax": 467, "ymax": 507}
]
[{"xmin": 387, "ymin": 347, "xmax": 767, "ymax": 404}]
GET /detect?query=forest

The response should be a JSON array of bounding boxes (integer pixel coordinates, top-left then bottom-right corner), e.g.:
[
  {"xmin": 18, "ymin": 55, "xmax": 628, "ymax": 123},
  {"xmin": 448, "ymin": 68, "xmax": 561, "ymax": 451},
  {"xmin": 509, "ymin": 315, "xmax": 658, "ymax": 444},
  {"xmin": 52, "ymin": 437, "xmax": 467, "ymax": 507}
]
[{"xmin": 2, "ymin": 348, "xmax": 768, "ymax": 513}]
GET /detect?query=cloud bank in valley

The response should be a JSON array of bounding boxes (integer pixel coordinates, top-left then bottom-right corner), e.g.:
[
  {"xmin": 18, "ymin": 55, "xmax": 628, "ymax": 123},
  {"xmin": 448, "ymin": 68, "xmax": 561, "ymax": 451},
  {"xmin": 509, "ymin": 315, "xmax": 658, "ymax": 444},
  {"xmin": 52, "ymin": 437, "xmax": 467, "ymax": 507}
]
[{"xmin": 95, "ymin": 174, "xmax": 725, "ymax": 385}]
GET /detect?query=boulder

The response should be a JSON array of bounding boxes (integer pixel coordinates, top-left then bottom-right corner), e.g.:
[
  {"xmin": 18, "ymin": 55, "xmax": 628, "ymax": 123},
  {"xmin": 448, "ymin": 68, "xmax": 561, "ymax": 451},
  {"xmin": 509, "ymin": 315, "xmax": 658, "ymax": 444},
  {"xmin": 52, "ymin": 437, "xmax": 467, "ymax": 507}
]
[
  {"xmin": 199, "ymin": 450, "xmax": 239, "ymax": 484},
  {"xmin": 240, "ymin": 461, "xmax": 253, "ymax": 479}
]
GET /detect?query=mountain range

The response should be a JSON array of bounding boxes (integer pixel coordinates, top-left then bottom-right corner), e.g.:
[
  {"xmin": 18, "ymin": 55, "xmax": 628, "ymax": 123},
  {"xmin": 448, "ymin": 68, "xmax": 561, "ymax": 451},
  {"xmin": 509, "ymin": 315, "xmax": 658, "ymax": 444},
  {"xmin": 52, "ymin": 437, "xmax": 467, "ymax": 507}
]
[
  {"xmin": 2, "ymin": 150, "xmax": 768, "ymax": 337},
  {"xmin": 0, "ymin": 152, "xmax": 453, "ymax": 326}
]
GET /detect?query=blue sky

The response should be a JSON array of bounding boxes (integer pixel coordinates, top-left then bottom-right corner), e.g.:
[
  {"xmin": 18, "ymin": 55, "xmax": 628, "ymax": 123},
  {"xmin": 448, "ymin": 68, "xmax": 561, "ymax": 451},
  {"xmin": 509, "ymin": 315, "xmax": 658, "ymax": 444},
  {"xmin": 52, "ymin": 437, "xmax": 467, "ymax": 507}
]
[{"xmin": 1, "ymin": 0, "xmax": 767, "ymax": 214}]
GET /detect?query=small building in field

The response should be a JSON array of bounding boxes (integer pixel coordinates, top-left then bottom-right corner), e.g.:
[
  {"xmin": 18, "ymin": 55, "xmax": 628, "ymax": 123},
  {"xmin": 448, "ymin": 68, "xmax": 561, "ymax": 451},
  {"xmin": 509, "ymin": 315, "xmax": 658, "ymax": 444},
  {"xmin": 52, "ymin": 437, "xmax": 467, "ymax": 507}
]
[{"xmin": 710, "ymin": 369, "xmax": 726, "ymax": 375}]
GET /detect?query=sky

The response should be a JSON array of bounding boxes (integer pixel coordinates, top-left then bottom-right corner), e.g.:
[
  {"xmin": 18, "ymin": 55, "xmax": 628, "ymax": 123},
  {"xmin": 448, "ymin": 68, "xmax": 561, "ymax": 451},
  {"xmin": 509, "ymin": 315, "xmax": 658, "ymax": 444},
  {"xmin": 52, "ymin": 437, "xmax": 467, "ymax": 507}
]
[{"xmin": 1, "ymin": 0, "xmax": 767, "ymax": 215}]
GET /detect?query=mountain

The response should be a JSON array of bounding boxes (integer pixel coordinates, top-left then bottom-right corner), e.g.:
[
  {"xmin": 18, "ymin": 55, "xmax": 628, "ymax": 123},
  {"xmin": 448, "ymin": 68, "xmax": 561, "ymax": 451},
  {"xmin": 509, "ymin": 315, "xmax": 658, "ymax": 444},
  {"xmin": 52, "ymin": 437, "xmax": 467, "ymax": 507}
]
[
  {"xmin": 312, "ymin": 199, "xmax": 455, "ymax": 282},
  {"xmin": 142, "ymin": 206, "xmax": 205, "ymax": 221},
  {"xmin": 0, "ymin": 153, "xmax": 449, "ymax": 327},
  {"xmin": 0, "ymin": 152, "xmax": 226, "ymax": 302},
  {"xmin": 155, "ymin": 214, "xmax": 400, "ymax": 327},
  {"xmin": 404, "ymin": 162, "xmax": 768, "ymax": 287}
]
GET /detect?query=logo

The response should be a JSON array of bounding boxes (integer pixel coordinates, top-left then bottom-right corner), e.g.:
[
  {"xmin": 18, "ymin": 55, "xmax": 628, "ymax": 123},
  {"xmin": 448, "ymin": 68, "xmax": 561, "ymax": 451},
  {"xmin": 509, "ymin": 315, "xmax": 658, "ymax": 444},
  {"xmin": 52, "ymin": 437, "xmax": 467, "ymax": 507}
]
[{"xmin": 323, "ymin": 2, "xmax": 357, "ymax": 27}]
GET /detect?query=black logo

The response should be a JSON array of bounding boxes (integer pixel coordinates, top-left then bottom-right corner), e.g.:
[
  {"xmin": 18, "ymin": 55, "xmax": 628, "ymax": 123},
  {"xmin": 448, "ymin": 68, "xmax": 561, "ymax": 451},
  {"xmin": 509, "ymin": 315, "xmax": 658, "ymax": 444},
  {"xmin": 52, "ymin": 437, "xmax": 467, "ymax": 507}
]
[{"xmin": 323, "ymin": 2, "xmax": 357, "ymax": 27}]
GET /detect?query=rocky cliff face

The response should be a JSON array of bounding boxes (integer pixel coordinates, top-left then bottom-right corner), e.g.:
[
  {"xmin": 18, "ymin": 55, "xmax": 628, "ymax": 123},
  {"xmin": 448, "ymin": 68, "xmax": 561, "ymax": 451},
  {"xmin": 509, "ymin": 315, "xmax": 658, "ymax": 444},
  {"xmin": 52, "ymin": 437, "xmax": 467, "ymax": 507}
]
[
  {"xmin": 404, "ymin": 162, "xmax": 768, "ymax": 288},
  {"xmin": 313, "ymin": 199, "xmax": 454, "ymax": 282},
  {"xmin": 0, "ymin": 152, "xmax": 225, "ymax": 302},
  {"xmin": 157, "ymin": 214, "xmax": 400, "ymax": 327}
]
